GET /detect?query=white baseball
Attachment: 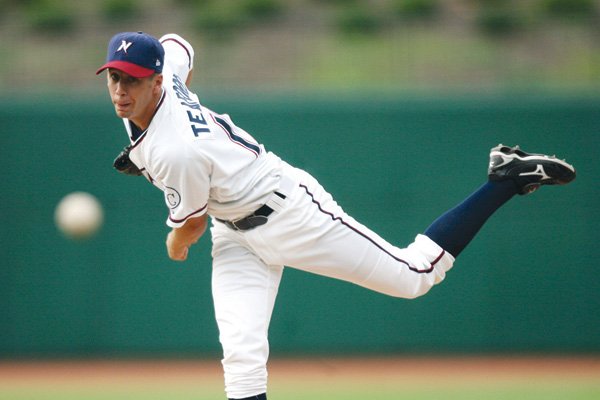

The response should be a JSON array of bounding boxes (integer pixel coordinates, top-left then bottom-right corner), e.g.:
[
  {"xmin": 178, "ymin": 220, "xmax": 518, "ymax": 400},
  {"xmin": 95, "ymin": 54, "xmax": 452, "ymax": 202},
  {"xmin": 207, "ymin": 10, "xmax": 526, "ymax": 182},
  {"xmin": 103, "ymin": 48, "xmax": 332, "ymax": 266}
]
[{"xmin": 55, "ymin": 192, "xmax": 104, "ymax": 239}]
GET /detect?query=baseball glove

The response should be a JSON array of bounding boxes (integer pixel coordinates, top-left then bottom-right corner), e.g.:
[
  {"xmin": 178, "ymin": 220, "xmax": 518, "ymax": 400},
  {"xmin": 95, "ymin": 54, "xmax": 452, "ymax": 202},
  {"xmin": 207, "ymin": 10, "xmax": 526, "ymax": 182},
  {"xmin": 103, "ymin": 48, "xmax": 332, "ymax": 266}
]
[{"xmin": 113, "ymin": 144, "xmax": 142, "ymax": 176}]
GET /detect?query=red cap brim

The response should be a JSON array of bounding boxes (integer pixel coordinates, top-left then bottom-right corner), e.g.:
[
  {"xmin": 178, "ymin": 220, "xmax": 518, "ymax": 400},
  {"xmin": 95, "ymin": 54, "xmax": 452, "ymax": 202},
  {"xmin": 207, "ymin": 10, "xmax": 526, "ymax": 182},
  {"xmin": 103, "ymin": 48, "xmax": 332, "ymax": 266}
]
[{"xmin": 96, "ymin": 61, "xmax": 155, "ymax": 78}]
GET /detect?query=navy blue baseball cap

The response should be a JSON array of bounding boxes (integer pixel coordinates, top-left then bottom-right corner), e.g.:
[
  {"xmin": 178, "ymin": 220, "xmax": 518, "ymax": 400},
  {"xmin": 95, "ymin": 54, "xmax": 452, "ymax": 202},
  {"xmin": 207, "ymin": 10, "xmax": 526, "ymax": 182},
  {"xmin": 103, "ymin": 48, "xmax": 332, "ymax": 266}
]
[{"xmin": 96, "ymin": 32, "xmax": 164, "ymax": 78}]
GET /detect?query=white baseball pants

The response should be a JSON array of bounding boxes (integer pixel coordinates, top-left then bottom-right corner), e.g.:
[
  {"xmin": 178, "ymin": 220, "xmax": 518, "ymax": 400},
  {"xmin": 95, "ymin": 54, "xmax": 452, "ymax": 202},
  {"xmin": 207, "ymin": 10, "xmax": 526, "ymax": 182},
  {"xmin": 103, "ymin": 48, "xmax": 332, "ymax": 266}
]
[{"xmin": 210, "ymin": 163, "xmax": 455, "ymax": 399}]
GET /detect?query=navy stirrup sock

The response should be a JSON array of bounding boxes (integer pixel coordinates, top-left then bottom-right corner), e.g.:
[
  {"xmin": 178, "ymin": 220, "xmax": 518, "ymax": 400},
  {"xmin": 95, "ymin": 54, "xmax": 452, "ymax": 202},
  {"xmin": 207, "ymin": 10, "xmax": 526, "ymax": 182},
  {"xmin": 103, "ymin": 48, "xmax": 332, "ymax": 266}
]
[{"xmin": 424, "ymin": 180, "xmax": 517, "ymax": 258}]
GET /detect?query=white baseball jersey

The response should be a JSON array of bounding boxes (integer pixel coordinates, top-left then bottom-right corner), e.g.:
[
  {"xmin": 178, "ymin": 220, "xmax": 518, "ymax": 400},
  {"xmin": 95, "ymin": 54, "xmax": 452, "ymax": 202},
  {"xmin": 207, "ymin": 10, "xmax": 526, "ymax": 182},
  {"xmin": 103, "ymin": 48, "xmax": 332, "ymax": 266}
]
[{"xmin": 125, "ymin": 34, "xmax": 283, "ymax": 227}]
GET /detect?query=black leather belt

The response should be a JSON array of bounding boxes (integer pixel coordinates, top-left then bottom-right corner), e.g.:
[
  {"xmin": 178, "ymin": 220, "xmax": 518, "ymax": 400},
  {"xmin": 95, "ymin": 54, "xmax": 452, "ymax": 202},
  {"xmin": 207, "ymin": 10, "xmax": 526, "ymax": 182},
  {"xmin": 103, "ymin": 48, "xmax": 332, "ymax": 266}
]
[{"xmin": 217, "ymin": 192, "xmax": 286, "ymax": 231}]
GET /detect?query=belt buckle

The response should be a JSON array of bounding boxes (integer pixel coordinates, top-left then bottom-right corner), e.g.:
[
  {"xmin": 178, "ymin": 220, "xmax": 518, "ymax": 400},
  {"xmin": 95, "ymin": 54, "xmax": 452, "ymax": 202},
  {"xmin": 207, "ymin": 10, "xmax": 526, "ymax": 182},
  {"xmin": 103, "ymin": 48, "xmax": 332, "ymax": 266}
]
[
  {"xmin": 230, "ymin": 218, "xmax": 243, "ymax": 230},
  {"xmin": 227, "ymin": 220, "xmax": 240, "ymax": 231}
]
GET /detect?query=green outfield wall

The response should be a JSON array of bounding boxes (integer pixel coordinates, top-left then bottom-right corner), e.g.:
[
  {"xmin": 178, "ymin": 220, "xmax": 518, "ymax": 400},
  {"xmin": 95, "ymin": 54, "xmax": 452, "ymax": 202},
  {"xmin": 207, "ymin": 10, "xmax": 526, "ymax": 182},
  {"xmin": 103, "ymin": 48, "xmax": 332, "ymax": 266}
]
[{"xmin": 1, "ymin": 94, "xmax": 599, "ymax": 358}]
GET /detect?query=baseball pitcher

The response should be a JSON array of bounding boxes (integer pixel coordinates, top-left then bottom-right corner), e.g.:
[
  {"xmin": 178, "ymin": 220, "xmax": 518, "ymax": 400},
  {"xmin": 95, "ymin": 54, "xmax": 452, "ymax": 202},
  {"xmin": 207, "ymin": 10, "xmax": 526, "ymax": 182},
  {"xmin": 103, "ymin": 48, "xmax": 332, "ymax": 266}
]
[{"xmin": 97, "ymin": 32, "xmax": 576, "ymax": 400}]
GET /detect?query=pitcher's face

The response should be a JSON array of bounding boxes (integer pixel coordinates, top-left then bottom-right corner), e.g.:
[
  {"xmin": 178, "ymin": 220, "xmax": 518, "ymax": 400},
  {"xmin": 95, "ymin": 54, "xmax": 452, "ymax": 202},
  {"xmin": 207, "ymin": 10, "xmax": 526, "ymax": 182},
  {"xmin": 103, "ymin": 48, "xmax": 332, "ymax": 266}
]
[{"xmin": 106, "ymin": 68, "xmax": 162, "ymax": 129}]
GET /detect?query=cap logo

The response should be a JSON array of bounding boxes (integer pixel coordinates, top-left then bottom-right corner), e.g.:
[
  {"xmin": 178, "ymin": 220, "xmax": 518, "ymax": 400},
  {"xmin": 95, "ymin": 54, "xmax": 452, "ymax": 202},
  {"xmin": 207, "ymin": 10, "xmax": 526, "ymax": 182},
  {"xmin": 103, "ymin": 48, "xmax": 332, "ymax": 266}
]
[{"xmin": 116, "ymin": 40, "xmax": 133, "ymax": 54}]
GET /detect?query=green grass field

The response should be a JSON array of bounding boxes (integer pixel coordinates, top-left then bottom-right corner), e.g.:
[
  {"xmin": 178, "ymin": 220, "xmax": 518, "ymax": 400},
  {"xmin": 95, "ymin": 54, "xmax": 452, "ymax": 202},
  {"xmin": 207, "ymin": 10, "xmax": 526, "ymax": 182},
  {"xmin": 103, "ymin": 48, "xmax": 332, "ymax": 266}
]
[
  {"xmin": 1, "ymin": 357, "xmax": 598, "ymax": 400},
  {"xmin": 1, "ymin": 381, "xmax": 598, "ymax": 400}
]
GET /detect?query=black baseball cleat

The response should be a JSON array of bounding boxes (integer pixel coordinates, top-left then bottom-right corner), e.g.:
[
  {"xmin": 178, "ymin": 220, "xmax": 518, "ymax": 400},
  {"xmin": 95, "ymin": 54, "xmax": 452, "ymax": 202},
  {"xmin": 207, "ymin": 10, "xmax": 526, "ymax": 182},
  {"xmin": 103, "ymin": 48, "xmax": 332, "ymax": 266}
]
[{"xmin": 488, "ymin": 144, "xmax": 576, "ymax": 195}]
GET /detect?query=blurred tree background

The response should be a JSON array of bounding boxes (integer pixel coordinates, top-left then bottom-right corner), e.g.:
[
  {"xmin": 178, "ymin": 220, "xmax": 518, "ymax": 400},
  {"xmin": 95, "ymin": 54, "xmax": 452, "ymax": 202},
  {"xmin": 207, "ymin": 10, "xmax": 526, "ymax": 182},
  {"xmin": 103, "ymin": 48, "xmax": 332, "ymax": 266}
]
[{"xmin": 0, "ymin": 0, "xmax": 598, "ymax": 94}]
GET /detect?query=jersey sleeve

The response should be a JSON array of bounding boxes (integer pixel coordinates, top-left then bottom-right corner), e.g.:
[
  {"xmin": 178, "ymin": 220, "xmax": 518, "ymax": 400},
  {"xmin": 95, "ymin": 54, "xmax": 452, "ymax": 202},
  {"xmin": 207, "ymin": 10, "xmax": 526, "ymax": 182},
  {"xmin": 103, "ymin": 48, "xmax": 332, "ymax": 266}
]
[
  {"xmin": 159, "ymin": 33, "xmax": 195, "ymax": 84},
  {"xmin": 155, "ymin": 145, "xmax": 210, "ymax": 228}
]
